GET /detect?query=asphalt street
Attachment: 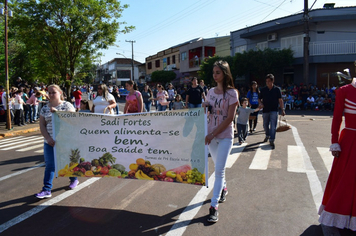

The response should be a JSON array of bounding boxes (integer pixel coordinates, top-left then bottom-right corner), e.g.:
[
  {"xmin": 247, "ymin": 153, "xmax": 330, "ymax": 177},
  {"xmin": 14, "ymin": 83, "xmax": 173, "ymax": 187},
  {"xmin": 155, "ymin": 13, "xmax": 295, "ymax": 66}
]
[{"xmin": 2, "ymin": 108, "xmax": 356, "ymax": 236}]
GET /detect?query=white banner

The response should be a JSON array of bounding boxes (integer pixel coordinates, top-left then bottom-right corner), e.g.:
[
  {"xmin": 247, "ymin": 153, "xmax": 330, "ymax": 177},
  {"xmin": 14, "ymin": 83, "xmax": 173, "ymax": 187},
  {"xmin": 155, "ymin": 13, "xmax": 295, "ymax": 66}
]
[{"xmin": 53, "ymin": 108, "xmax": 208, "ymax": 186}]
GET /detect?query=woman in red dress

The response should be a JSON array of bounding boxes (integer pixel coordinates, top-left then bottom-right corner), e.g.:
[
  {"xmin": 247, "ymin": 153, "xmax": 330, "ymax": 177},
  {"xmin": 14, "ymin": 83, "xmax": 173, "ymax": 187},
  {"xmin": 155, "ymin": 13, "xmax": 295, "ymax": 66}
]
[{"xmin": 319, "ymin": 78, "xmax": 356, "ymax": 231}]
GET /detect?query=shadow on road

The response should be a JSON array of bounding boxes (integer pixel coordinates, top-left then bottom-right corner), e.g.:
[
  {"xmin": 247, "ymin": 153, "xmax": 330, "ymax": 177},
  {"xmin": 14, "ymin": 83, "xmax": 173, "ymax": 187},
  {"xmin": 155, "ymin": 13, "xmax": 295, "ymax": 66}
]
[{"xmin": 0, "ymin": 197, "xmax": 212, "ymax": 236}]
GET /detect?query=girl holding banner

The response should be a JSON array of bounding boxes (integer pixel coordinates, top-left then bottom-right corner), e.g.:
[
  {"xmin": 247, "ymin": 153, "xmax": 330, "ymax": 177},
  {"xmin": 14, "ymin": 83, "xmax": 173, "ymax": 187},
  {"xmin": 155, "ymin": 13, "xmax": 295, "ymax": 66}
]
[
  {"xmin": 36, "ymin": 85, "xmax": 77, "ymax": 199},
  {"xmin": 204, "ymin": 61, "xmax": 239, "ymax": 223}
]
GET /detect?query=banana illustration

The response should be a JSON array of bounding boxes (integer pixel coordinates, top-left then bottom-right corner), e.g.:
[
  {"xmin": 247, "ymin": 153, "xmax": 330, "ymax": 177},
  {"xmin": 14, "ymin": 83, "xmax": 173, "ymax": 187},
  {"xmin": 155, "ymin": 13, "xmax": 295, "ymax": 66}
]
[{"xmin": 135, "ymin": 170, "xmax": 153, "ymax": 180}]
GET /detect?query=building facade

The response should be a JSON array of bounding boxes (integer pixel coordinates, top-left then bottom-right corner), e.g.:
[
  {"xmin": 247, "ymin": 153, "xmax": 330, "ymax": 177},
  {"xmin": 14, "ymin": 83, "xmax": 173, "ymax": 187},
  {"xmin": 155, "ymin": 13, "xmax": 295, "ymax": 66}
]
[
  {"xmin": 231, "ymin": 5, "xmax": 356, "ymax": 86},
  {"xmin": 95, "ymin": 58, "xmax": 142, "ymax": 85}
]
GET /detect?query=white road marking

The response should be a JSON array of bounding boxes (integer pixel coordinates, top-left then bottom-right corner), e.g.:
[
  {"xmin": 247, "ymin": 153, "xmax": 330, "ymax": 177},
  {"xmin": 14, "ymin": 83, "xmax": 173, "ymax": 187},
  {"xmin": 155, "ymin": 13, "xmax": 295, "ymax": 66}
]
[
  {"xmin": 1, "ymin": 140, "xmax": 43, "ymax": 150},
  {"xmin": 0, "ymin": 136, "xmax": 25, "ymax": 143},
  {"xmin": 249, "ymin": 143, "xmax": 272, "ymax": 170},
  {"xmin": 0, "ymin": 163, "xmax": 45, "ymax": 182},
  {"xmin": 34, "ymin": 149, "xmax": 43, "ymax": 153},
  {"xmin": 226, "ymin": 143, "xmax": 246, "ymax": 168},
  {"xmin": 17, "ymin": 144, "xmax": 44, "ymax": 152},
  {"xmin": 0, "ymin": 136, "xmax": 43, "ymax": 148},
  {"xmin": 0, "ymin": 177, "xmax": 100, "ymax": 234},
  {"xmin": 317, "ymin": 147, "xmax": 334, "ymax": 173},
  {"xmin": 0, "ymin": 136, "xmax": 39, "ymax": 145},
  {"xmin": 290, "ymin": 125, "xmax": 323, "ymax": 212},
  {"xmin": 166, "ymin": 143, "xmax": 245, "ymax": 236},
  {"xmin": 288, "ymin": 145, "xmax": 306, "ymax": 173}
]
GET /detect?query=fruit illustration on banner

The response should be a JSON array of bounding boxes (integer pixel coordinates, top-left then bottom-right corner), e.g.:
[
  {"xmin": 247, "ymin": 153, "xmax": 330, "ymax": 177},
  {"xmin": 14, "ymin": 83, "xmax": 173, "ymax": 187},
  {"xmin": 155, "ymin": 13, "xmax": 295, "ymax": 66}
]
[
  {"xmin": 58, "ymin": 150, "xmax": 128, "ymax": 178},
  {"xmin": 58, "ymin": 150, "xmax": 205, "ymax": 185}
]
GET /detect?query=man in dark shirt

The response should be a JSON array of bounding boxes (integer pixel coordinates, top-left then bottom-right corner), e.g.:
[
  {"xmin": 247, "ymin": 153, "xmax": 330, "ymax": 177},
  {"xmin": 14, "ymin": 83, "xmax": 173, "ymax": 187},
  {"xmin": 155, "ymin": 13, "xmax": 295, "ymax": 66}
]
[{"xmin": 258, "ymin": 74, "xmax": 285, "ymax": 149}]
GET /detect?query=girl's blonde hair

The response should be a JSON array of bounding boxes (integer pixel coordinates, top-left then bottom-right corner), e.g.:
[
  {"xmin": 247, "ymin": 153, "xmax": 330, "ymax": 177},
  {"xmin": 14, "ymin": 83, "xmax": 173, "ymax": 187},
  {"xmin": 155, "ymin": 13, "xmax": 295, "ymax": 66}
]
[
  {"xmin": 48, "ymin": 84, "xmax": 64, "ymax": 100},
  {"xmin": 99, "ymin": 84, "xmax": 110, "ymax": 101}
]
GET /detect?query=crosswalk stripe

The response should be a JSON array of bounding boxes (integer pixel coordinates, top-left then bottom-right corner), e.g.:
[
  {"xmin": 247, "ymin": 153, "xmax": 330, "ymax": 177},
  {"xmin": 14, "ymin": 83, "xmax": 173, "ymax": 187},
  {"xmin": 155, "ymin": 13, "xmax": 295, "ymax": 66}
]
[
  {"xmin": 0, "ymin": 136, "xmax": 33, "ymax": 144},
  {"xmin": 249, "ymin": 143, "xmax": 272, "ymax": 170},
  {"xmin": 226, "ymin": 143, "xmax": 247, "ymax": 168},
  {"xmin": 0, "ymin": 137, "xmax": 43, "ymax": 149},
  {"xmin": 17, "ymin": 144, "xmax": 44, "ymax": 152},
  {"xmin": 288, "ymin": 145, "xmax": 306, "ymax": 173},
  {"xmin": 34, "ymin": 150, "xmax": 43, "ymax": 153},
  {"xmin": 1, "ymin": 140, "xmax": 44, "ymax": 151},
  {"xmin": 317, "ymin": 147, "xmax": 334, "ymax": 173}
]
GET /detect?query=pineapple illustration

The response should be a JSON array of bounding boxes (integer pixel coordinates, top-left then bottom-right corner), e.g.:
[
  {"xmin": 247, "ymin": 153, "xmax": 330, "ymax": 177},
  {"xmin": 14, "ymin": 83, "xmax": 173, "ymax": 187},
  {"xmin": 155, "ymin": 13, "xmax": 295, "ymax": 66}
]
[{"xmin": 69, "ymin": 149, "xmax": 81, "ymax": 167}]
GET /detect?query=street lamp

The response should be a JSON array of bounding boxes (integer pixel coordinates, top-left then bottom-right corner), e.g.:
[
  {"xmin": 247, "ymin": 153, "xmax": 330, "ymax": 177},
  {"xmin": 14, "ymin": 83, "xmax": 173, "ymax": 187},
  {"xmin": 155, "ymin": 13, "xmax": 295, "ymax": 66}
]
[
  {"xmin": 1, "ymin": 1, "xmax": 13, "ymax": 130},
  {"xmin": 116, "ymin": 53, "xmax": 127, "ymax": 58}
]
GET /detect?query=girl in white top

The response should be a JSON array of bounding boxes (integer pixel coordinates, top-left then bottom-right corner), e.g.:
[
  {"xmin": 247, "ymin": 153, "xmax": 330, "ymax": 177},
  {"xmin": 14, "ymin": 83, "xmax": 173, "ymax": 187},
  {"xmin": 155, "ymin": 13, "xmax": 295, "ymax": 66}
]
[
  {"xmin": 204, "ymin": 60, "xmax": 239, "ymax": 223},
  {"xmin": 92, "ymin": 84, "xmax": 116, "ymax": 114}
]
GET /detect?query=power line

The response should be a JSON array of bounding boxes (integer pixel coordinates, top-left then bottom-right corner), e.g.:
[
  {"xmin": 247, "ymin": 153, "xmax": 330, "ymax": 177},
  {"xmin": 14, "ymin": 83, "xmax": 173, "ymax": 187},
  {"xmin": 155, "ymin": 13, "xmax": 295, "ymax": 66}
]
[{"xmin": 259, "ymin": 0, "xmax": 288, "ymax": 23}]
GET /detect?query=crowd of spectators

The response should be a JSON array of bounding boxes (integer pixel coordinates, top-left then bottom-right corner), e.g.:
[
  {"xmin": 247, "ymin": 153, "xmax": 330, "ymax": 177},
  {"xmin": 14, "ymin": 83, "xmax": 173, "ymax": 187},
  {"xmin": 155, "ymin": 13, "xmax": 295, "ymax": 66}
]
[{"xmin": 238, "ymin": 82, "xmax": 337, "ymax": 111}]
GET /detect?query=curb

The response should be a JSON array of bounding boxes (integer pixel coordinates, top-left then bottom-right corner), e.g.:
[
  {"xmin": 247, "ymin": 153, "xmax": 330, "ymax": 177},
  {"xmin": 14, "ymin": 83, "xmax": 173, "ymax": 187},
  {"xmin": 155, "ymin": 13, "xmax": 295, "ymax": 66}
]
[{"xmin": 0, "ymin": 127, "xmax": 41, "ymax": 139}]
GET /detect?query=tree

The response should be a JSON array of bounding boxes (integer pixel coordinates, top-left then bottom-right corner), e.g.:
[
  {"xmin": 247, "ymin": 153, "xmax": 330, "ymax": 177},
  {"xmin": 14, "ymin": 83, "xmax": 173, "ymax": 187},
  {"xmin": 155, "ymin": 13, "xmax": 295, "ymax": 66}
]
[
  {"xmin": 199, "ymin": 49, "xmax": 294, "ymax": 85},
  {"xmin": 151, "ymin": 70, "xmax": 176, "ymax": 84},
  {"xmin": 11, "ymin": 0, "xmax": 134, "ymax": 99},
  {"xmin": 198, "ymin": 55, "xmax": 233, "ymax": 86}
]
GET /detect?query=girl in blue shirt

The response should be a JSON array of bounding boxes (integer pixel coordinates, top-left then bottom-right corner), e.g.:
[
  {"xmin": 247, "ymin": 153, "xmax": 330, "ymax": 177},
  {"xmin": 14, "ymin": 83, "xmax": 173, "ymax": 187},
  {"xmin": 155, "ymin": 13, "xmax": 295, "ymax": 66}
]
[{"xmin": 246, "ymin": 81, "xmax": 260, "ymax": 133}]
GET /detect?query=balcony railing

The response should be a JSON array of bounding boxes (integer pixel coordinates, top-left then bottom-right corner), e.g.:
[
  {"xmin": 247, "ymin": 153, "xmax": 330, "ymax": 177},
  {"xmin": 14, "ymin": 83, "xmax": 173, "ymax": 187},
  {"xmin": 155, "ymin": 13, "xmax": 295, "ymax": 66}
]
[{"xmin": 309, "ymin": 41, "xmax": 356, "ymax": 56}]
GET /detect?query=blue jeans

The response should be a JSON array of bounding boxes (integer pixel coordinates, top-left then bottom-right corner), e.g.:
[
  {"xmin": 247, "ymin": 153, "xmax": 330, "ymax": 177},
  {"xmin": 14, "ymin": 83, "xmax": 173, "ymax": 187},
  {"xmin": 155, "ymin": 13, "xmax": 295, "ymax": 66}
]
[
  {"xmin": 208, "ymin": 138, "xmax": 233, "ymax": 208},
  {"xmin": 31, "ymin": 104, "xmax": 38, "ymax": 121},
  {"xmin": 262, "ymin": 111, "xmax": 278, "ymax": 142},
  {"xmin": 144, "ymin": 101, "xmax": 151, "ymax": 112},
  {"xmin": 237, "ymin": 123, "xmax": 248, "ymax": 143},
  {"xmin": 157, "ymin": 104, "xmax": 167, "ymax": 111},
  {"xmin": 43, "ymin": 143, "xmax": 77, "ymax": 191},
  {"xmin": 188, "ymin": 103, "xmax": 202, "ymax": 108}
]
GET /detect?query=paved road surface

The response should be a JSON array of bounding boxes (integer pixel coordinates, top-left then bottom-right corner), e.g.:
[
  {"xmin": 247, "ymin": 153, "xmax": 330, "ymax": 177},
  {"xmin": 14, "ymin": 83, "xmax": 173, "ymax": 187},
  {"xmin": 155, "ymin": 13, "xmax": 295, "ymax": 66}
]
[{"xmin": 1, "ymin": 112, "xmax": 355, "ymax": 236}]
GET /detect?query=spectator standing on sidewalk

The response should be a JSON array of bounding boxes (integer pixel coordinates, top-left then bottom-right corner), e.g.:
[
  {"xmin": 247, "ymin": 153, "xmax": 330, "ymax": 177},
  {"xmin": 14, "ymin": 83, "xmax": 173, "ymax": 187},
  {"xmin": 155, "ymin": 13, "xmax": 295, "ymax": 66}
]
[
  {"xmin": 14, "ymin": 89, "xmax": 26, "ymax": 126},
  {"xmin": 258, "ymin": 74, "xmax": 285, "ymax": 149},
  {"xmin": 204, "ymin": 60, "xmax": 239, "ymax": 223},
  {"xmin": 72, "ymin": 86, "xmax": 82, "ymax": 112},
  {"xmin": 35, "ymin": 84, "xmax": 78, "ymax": 199},
  {"xmin": 26, "ymin": 91, "xmax": 41, "ymax": 123}
]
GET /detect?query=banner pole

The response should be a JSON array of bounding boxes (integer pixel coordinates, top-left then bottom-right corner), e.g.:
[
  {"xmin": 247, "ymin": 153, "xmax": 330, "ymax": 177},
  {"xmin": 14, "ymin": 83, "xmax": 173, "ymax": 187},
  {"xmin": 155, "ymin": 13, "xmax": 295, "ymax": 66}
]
[{"xmin": 204, "ymin": 110, "xmax": 209, "ymax": 187}]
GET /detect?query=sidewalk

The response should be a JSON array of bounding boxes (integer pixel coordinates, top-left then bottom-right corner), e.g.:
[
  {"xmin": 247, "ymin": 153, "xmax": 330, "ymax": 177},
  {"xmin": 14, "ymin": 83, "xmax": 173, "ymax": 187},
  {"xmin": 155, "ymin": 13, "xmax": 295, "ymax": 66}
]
[{"xmin": 0, "ymin": 121, "xmax": 41, "ymax": 138}]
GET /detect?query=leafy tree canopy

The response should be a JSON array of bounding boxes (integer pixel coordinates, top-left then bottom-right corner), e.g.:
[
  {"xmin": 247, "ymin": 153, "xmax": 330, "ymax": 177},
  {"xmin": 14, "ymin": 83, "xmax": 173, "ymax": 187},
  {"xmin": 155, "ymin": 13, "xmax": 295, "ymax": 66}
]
[
  {"xmin": 8, "ymin": 0, "xmax": 134, "ymax": 93},
  {"xmin": 199, "ymin": 48, "xmax": 294, "ymax": 86},
  {"xmin": 151, "ymin": 70, "xmax": 176, "ymax": 84}
]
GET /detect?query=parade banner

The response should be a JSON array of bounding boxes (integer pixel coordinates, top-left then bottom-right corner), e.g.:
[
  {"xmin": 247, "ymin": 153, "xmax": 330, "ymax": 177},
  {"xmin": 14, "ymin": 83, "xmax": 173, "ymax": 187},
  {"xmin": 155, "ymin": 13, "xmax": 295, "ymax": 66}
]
[{"xmin": 53, "ymin": 108, "xmax": 208, "ymax": 186}]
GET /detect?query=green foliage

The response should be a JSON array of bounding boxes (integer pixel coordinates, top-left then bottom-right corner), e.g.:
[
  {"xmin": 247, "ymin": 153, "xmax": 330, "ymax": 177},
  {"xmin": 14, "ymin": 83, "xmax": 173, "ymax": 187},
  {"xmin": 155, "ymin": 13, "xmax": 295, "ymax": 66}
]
[
  {"xmin": 8, "ymin": 0, "xmax": 134, "ymax": 87},
  {"xmin": 198, "ymin": 55, "xmax": 234, "ymax": 86},
  {"xmin": 151, "ymin": 70, "xmax": 177, "ymax": 84},
  {"xmin": 232, "ymin": 48, "xmax": 294, "ymax": 80},
  {"xmin": 198, "ymin": 48, "xmax": 294, "ymax": 85}
]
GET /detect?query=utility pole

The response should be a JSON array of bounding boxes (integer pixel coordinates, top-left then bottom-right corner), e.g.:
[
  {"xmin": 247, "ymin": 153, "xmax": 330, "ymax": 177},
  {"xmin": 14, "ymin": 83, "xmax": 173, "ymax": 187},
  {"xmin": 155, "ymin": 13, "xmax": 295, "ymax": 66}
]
[
  {"xmin": 303, "ymin": 0, "xmax": 310, "ymax": 85},
  {"xmin": 4, "ymin": 0, "xmax": 11, "ymax": 130},
  {"xmin": 126, "ymin": 40, "xmax": 136, "ymax": 81}
]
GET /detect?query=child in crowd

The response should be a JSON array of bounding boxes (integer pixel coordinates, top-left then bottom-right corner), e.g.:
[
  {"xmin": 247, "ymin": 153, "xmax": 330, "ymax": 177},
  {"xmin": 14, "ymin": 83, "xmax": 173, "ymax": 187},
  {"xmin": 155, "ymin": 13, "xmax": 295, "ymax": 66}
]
[
  {"xmin": 79, "ymin": 99, "xmax": 91, "ymax": 113},
  {"xmin": 172, "ymin": 94, "xmax": 184, "ymax": 110},
  {"xmin": 236, "ymin": 98, "xmax": 260, "ymax": 144}
]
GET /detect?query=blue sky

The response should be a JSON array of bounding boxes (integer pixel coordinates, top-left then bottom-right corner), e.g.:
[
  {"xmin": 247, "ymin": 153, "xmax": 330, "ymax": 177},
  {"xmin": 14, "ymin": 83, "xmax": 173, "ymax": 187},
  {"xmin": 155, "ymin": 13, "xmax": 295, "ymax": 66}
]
[{"xmin": 99, "ymin": 0, "xmax": 355, "ymax": 64}]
